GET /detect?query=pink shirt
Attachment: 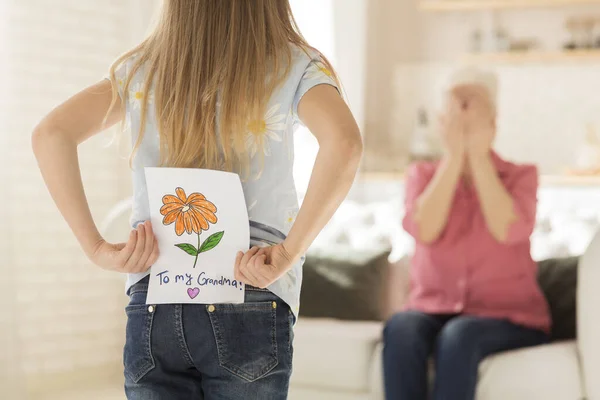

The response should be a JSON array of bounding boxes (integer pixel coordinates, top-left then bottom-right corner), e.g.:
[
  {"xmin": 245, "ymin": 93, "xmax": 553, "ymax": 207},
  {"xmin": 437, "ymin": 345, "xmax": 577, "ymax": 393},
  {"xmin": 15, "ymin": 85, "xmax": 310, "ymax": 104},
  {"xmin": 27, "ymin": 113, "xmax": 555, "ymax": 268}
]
[{"xmin": 403, "ymin": 153, "xmax": 551, "ymax": 333}]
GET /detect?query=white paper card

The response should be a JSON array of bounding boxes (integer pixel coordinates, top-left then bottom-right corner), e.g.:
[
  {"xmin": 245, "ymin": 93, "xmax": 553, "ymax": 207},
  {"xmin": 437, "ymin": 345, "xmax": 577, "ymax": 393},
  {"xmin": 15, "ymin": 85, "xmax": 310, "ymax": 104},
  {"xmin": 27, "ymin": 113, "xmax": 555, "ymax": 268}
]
[{"xmin": 144, "ymin": 167, "xmax": 248, "ymax": 304}]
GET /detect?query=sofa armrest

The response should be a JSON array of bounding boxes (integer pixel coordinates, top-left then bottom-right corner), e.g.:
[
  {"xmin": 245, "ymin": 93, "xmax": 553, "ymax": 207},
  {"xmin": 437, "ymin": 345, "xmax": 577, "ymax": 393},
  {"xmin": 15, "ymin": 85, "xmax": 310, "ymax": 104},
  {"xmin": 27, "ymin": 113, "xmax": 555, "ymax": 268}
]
[{"xmin": 578, "ymin": 229, "xmax": 600, "ymax": 400}]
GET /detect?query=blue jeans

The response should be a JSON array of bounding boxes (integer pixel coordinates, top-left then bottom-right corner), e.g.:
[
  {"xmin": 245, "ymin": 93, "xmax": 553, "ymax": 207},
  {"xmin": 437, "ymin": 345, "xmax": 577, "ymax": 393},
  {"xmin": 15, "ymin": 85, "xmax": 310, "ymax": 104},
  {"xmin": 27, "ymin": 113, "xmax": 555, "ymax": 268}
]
[
  {"xmin": 383, "ymin": 311, "xmax": 549, "ymax": 400},
  {"xmin": 124, "ymin": 277, "xmax": 295, "ymax": 399}
]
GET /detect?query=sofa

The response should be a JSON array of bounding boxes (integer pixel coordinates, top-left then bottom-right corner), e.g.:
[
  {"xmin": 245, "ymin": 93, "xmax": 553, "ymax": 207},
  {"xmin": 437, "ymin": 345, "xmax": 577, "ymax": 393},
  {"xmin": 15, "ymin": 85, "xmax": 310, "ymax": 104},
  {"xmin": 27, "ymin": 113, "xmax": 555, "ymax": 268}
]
[
  {"xmin": 289, "ymin": 265, "xmax": 587, "ymax": 400},
  {"xmin": 102, "ymin": 179, "xmax": 600, "ymax": 399},
  {"xmin": 287, "ymin": 180, "xmax": 600, "ymax": 400}
]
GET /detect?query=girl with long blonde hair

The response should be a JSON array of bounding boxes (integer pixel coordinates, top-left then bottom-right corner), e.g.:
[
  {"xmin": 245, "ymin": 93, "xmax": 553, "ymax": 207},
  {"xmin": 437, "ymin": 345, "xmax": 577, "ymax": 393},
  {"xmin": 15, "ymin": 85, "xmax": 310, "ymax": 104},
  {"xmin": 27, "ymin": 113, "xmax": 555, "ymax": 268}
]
[{"xmin": 32, "ymin": 1, "xmax": 362, "ymax": 398}]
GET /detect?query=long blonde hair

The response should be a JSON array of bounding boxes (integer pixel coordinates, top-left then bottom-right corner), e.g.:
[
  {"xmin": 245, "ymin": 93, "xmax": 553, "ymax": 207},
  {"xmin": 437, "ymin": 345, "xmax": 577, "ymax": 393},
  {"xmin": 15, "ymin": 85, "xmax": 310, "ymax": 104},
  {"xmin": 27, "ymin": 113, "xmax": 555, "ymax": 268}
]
[{"xmin": 107, "ymin": 0, "xmax": 338, "ymax": 176}]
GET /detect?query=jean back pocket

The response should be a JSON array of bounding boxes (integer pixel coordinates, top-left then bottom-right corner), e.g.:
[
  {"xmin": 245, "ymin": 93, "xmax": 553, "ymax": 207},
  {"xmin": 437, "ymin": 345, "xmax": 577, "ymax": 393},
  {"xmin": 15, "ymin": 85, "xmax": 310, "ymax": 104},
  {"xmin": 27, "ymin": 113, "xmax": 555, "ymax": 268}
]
[
  {"xmin": 124, "ymin": 303, "xmax": 156, "ymax": 383},
  {"xmin": 208, "ymin": 301, "xmax": 278, "ymax": 382}
]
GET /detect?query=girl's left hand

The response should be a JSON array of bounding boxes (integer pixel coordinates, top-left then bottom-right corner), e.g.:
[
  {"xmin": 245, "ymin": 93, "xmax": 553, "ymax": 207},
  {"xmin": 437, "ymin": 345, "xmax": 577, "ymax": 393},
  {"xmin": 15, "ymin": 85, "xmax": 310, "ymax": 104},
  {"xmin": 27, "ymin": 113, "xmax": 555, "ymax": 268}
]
[{"xmin": 234, "ymin": 244, "xmax": 295, "ymax": 288}]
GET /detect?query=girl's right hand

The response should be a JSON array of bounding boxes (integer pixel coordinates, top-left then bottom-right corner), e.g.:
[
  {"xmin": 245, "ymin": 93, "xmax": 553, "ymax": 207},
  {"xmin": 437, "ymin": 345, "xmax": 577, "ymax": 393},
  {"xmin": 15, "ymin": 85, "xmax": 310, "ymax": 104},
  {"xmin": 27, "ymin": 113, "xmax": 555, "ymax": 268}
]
[
  {"xmin": 439, "ymin": 92, "xmax": 466, "ymax": 159},
  {"xmin": 90, "ymin": 221, "xmax": 159, "ymax": 273},
  {"xmin": 234, "ymin": 244, "xmax": 295, "ymax": 289}
]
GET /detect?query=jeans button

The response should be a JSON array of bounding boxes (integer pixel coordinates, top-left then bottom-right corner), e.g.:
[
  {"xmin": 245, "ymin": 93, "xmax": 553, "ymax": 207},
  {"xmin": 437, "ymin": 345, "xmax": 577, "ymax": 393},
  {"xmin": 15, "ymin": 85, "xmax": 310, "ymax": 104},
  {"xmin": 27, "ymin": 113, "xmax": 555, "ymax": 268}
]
[
  {"xmin": 208, "ymin": 305, "xmax": 216, "ymax": 313},
  {"xmin": 147, "ymin": 305, "xmax": 154, "ymax": 313}
]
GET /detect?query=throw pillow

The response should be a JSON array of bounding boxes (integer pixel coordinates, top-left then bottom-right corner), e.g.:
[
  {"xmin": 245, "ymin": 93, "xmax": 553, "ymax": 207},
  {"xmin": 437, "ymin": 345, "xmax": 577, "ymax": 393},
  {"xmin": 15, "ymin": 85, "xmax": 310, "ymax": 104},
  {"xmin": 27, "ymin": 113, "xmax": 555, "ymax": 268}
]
[
  {"xmin": 299, "ymin": 248, "xmax": 391, "ymax": 321},
  {"xmin": 537, "ymin": 257, "xmax": 579, "ymax": 341}
]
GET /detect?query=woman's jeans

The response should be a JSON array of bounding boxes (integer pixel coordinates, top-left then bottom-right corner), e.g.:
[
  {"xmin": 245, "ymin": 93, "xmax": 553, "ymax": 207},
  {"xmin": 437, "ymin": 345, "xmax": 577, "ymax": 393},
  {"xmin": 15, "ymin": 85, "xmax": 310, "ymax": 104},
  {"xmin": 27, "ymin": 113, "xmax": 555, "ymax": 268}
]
[
  {"xmin": 124, "ymin": 277, "xmax": 295, "ymax": 400},
  {"xmin": 383, "ymin": 311, "xmax": 549, "ymax": 400}
]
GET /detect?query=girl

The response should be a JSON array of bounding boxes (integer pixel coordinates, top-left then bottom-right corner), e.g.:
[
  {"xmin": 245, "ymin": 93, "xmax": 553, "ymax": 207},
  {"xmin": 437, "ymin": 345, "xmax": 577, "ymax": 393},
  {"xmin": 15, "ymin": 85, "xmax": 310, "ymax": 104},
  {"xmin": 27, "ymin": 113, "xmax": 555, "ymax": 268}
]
[
  {"xmin": 383, "ymin": 69, "xmax": 550, "ymax": 400},
  {"xmin": 32, "ymin": 1, "xmax": 362, "ymax": 399}
]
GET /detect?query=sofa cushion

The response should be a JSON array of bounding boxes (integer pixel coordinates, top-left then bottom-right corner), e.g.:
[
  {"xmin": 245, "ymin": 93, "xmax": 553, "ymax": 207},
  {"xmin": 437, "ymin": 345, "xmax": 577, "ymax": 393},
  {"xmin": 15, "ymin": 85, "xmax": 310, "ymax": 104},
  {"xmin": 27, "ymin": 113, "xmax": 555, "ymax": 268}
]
[
  {"xmin": 537, "ymin": 257, "xmax": 578, "ymax": 341},
  {"xmin": 476, "ymin": 341, "xmax": 583, "ymax": 400},
  {"xmin": 578, "ymin": 229, "xmax": 600, "ymax": 400},
  {"xmin": 369, "ymin": 341, "xmax": 583, "ymax": 400},
  {"xmin": 291, "ymin": 318, "xmax": 383, "ymax": 392},
  {"xmin": 299, "ymin": 249, "xmax": 391, "ymax": 321}
]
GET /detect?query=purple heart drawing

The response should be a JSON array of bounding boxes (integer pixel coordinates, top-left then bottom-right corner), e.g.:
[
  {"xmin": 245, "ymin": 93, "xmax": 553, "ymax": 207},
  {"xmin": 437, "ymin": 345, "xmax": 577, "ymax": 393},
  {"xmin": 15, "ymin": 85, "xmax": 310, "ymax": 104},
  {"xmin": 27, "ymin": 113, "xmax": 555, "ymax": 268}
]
[{"xmin": 187, "ymin": 287, "xmax": 200, "ymax": 299}]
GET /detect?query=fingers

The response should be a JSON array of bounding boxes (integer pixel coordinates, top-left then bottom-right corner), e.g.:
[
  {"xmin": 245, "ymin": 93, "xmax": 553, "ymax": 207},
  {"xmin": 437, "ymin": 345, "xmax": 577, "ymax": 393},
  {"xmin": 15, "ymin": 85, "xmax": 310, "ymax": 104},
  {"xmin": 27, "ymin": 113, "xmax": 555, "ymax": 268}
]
[
  {"xmin": 451, "ymin": 85, "xmax": 494, "ymax": 119},
  {"xmin": 146, "ymin": 239, "xmax": 159, "ymax": 268},
  {"xmin": 234, "ymin": 251, "xmax": 246, "ymax": 282},
  {"xmin": 106, "ymin": 221, "xmax": 159, "ymax": 273},
  {"xmin": 235, "ymin": 263, "xmax": 253, "ymax": 287},
  {"xmin": 116, "ymin": 229, "xmax": 138, "ymax": 268},
  {"xmin": 124, "ymin": 223, "xmax": 146, "ymax": 272},
  {"xmin": 139, "ymin": 221, "xmax": 155, "ymax": 268},
  {"xmin": 462, "ymin": 87, "xmax": 494, "ymax": 119},
  {"xmin": 122, "ymin": 222, "xmax": 157, "ymax": 273},
  {"xmin": 242, "ymin": 259, "xmax": 263, "ymax": 287},
  {"xmin": 234, "ymin": 250, "xmax": 244, "ymax": 269},
  {"xmin": 449, "ymin": 88, "xmax": 469, "ymax": 113},
  {"xmin": 253, "ymin": 255, "xmax": 270, "ymax": 288},
  {"xmin": 235, "ymin": 247, "xmax": 273, "ymax": 288},
  {"xmin": 444, "ymin": 96, "xmax": 466, "ymax": 128},
  {"xmin": 449, "ymin": 93, "xmax": 462, "ymax": 112},
  {"xmin": 247, "ymin": 253, "xmax": 270, "ymax": 288},
  {"xmin": 235, "ymin": 247, "xmax": 260, "ymax": 286},
  {"xmin": 240, "ymin": 246, "xmax": 260, "ymax": 266}
]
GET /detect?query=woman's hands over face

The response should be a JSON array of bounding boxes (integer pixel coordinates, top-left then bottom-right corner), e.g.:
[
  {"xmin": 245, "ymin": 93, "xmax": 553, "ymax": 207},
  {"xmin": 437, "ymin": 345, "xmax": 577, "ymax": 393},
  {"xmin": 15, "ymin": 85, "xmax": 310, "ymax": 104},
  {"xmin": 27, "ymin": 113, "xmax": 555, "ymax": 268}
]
[
  {"xmin": 440, "ymin": 84, "xmax": 495, "ymax": 164},
  {"xmin": 440, "ymin": 94, "xmax": 466, "ymax": 160},
  {"xmin": 457, "ymin": 85, "xmax": 495, "ymax": 159}
]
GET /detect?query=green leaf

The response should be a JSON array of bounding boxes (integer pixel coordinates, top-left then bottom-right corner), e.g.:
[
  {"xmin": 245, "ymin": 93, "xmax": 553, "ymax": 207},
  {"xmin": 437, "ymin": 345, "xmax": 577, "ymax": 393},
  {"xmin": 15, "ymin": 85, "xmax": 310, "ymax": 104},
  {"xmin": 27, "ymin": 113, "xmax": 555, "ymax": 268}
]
[
  {"xmin": 199, "ymin": 231, "xmax": 225, "ymax": 253},
  {"xmin": 174, "ymin": 243, "xmax": 198, "ymax": 256}
]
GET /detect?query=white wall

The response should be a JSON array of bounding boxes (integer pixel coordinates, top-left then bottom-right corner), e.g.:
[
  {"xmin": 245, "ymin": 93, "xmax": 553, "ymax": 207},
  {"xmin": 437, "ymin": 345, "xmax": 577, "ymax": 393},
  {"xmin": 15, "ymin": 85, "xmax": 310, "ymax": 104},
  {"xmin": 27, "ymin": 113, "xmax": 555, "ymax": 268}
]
[
  {"xmin": 290, "ymin": 0, "xmax": 369, "ymax": 130},
  {"xmin": 364, "ymin": 0, "xmax": 600, "ymax": 174},
  {"xmin": 290, "ymin": 0, "xmax": 368, "ymax": 192},
  {"xmin": 2, "ymin": 1, "xmax": 155, "ymax": 396},
  {"xmin": 333, "ymin": 0, "xmax": 368, "ymax": 134}
]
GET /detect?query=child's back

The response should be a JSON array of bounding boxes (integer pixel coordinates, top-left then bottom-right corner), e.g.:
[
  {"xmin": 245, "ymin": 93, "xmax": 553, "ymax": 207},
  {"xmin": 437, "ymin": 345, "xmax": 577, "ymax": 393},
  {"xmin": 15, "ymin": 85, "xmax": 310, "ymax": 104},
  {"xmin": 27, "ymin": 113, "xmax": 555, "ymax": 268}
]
[
  {"xmin": 33, "ymin": 2, "xmax": 362, "ymax": 398},
  {"xmin": 115, "ymin": 45, "xmax": 340, "ymax": 316}
]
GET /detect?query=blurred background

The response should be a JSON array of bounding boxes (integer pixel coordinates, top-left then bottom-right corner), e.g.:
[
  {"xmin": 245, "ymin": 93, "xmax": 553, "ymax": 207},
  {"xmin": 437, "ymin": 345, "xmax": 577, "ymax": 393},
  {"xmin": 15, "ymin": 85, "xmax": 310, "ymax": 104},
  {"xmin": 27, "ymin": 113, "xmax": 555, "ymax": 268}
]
[{"xmin": 2, "ymin": 0, "xmax": 600, "ymax": 399}]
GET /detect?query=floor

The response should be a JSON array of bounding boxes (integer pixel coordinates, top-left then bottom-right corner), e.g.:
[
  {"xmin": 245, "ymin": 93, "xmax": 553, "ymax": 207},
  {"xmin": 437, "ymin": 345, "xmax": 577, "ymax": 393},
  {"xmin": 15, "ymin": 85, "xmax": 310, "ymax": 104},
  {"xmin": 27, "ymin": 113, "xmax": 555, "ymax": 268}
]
[{"xmin": 39, "ymin": 385, "xmax": 125, "ymax": 400}]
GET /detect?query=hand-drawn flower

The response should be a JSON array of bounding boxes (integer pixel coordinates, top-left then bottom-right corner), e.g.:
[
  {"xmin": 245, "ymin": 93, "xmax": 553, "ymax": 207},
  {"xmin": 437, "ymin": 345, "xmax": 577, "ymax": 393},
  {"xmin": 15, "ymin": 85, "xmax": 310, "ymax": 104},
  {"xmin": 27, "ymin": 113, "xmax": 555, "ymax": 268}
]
[
  {"xmin": 160, "ymin": 187, "xmax": 218, "ymax": 236},
  {"xmin": 159, "ymin": 187, "xmax": 224, "ymax": 269}
]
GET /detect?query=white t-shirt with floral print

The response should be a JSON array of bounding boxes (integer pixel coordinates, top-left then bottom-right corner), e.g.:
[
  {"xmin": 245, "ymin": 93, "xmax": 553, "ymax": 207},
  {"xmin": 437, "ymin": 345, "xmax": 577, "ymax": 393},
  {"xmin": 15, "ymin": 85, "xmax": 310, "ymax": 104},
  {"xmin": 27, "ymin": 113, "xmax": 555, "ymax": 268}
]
[{"xmin": 107, "ymin": 47, "xmax": 338, "ymax": 317}]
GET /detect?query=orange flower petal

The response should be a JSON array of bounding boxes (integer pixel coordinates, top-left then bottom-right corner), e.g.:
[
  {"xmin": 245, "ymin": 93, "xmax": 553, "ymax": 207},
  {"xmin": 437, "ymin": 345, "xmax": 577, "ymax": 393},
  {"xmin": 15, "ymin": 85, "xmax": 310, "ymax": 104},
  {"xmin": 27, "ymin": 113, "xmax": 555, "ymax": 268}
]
[
  {"xmin": 187, "ymin": 193, "xmax": 206, "ymax": 203},
  {"xmin": 175, "ymin": 212, "xmax": 186, "ymax": 236},
  {"xmin": 190, "ymin": 199, "xmax": 217, "ymax": 213},
  {"xmin": 189, "ymin": 212, "xmax": 201, "ymax": 234},
  {"xmin": 162, "ymin": 209, "xmax": 180, "ymax": 225},
  {"xmin": 183, "ymin": 212, "xmax": 194, "ymax": 234},
  {"xmin": 175, "ymin": 187, "xmax": 187, "ymax": 203},
  {"xmin": 193, "ymin": 205, "xmax": 217, "ymax": 224},
  {"xmin": 162, "ymin": 195, "xmax": 183, "ymax": 205},
  {"xmin": 191, "ymin": 209, "xmax": 209, "ymax": 230},
  {"xmin": 160, "ymin": 202, "xmax": 183, "ymax": 216}
]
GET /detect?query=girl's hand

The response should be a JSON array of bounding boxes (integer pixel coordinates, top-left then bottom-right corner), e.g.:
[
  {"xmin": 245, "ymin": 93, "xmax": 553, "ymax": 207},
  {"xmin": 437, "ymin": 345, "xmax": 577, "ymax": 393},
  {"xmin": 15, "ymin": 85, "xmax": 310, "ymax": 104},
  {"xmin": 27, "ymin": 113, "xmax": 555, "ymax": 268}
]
[
  {"xmin": 439, "ymin": 93, "xmax": 466, "ymax": 159},
  {"xmin": 234, "ymin": 244, "xmax": 295, "ymax": 288},
  {"xmin": 90, "ymin": 221, "xmax": 159, "ymax": 273}
]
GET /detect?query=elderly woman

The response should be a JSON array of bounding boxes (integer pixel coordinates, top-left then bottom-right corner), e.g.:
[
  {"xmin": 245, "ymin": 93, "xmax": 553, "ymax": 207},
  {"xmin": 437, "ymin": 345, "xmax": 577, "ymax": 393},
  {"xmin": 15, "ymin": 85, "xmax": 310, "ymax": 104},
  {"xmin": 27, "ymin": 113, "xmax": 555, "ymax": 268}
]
[{"xmin": 383, "ymin": 69, "xmax": 551, "ymax": 400}]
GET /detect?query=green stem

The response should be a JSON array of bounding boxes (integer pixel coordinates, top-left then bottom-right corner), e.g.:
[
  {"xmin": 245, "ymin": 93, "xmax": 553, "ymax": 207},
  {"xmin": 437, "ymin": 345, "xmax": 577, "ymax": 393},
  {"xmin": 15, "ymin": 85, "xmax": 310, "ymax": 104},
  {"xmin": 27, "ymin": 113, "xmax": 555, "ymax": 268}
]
[{"xmin": 192, "ymin": 232, "xmax": 201, "ymax": 268}]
